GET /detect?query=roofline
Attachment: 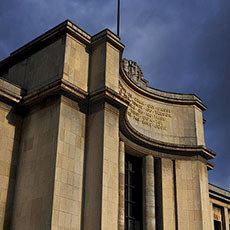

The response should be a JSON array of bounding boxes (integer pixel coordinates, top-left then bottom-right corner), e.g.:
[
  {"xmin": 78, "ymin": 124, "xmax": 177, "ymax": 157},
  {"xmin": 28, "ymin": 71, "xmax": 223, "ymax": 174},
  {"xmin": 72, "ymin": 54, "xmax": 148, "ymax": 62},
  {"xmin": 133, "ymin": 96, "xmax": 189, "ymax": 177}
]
[
  {"xmin": 209, "ymin": 183, "xmax": 230, "ymax": 204},
  {"xmin": 0, "ymin": 20, "xmax": 91, "ymax": 71}
]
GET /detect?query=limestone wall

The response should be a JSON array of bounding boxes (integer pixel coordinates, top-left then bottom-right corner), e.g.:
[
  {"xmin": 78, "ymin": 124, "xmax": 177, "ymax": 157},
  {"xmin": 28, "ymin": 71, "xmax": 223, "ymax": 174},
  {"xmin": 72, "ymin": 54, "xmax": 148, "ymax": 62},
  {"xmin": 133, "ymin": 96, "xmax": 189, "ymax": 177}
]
[
  {"xmin": 105, "ymin": 44, "xmax": 120, "ymax": 92},
  {"xmin": 11, "ymin": 98, "xmax": 60, "ymax": 230},
  {"xmin": 89, "ymin": 40, "xmax": 121, "ymax": 94},
  {"xmin": 175, "ymin": 160, "xmax": 212, "ymax": 230},
  {"xmin": 84, "ymin": 105, "xmax": 104, "ymax": 230},
  {"xmin": 89, "ymin": 42, "xmax": 106, "ymax": 93},
  {"xmin": 195, "ymin": 107, "xmax": 205, "ymax": 145},
  {"xmin": 199, "ymin": 162, "xmax": 214, "ymax": 229},
  {"xmin": 0, "ymin": 102, "xmax": 22, "ymax": 229},
  {"xmin": 51, "ymin": 96, "xmax": 86, "ymax": 230},
  {"xmin": 7, "ymin": 38, "xmax": 65, "ymax": 92},
  {"xmin": 63, "ymin": 34, "xmax": 89, "ymax": 92},
  {"xmin": 84, "ymin": 102, "xmax": 120, "ymax": 230},
  {"xmin": 101, "ymin": 103, "xmax": 119, "ymax": 229}
]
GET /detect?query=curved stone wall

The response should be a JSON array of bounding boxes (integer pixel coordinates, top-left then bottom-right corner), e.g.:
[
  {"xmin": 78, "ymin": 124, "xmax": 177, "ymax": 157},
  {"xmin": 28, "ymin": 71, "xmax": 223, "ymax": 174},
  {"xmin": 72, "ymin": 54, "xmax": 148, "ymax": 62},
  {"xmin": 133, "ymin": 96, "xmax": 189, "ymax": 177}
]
[{"xmin": 119, "ymin": 70, "xmax": 205, "ymax": 146}]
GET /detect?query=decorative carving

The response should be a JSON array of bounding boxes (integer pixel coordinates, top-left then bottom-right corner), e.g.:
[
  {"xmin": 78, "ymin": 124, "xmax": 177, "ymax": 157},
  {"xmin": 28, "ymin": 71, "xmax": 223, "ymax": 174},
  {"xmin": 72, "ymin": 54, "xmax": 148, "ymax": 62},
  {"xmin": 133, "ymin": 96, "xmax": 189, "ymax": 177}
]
[{"xmin": 122, "ymin": 58, "xmax": 149, "ymax": 87}]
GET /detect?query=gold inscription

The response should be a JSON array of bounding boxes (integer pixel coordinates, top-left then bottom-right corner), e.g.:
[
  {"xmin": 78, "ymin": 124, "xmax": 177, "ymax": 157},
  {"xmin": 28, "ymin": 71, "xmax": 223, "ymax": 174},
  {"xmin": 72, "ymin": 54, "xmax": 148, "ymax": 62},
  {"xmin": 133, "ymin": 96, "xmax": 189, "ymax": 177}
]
[{"xmin": 119, "ymin": 82, "xmax": 172, "ymax": 130}]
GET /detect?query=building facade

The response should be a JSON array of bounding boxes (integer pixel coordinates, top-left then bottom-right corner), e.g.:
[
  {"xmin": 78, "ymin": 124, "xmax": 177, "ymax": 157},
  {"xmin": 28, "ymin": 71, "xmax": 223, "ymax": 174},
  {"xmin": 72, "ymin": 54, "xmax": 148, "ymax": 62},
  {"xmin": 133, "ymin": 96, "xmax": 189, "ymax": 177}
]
[{"xmin": 0, "ymin": 20, "xmax": 229, "ymax": 230}]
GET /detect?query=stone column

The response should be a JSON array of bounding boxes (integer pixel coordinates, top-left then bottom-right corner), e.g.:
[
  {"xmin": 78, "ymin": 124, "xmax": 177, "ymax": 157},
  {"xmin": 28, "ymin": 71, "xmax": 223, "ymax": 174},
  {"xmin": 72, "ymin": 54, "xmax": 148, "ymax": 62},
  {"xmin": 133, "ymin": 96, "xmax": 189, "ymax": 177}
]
[
  {"xmin": 162, "ymin": 159, "xmax": 176, "ymax": 230},
  {"xmin": 119, "ymin": 141, "xmax": 125, "ymax": 230},
  {"xmin": 224, "ymin": 207, "xmax": 230, "ymax": 230},
  {"xmin": 143, "ymin": 155, "xmax": 155, "ymax": 230}
]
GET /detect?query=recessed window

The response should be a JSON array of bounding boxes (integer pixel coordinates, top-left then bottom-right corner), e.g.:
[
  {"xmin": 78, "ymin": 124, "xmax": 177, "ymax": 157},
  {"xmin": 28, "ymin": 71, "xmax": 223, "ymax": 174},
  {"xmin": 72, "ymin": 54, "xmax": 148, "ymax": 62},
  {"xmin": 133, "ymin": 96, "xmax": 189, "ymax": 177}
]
[
  {"xmin": 125, "ymin": 154, "xmax": 142, "ymax": 230},
  {"xmin": 214, "ymin": 220, "xmax": 221, "ymax": 230},
  {"xmin": 213, "ymin": 205, "xmax": 224, "ymax": 230}
]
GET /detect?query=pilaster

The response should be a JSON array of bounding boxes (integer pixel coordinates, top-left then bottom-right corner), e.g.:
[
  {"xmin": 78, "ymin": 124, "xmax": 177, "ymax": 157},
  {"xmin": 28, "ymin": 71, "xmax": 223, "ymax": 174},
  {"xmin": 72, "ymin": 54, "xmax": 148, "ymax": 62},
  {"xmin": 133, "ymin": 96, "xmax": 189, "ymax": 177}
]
[
  {"xmin": 224, "ymin": 207, "xmax": 230, "ymax": 230},
  {"xmin": 143, "ymin": 155, "xmax": 155, "ymax": 230},
  {"xmin": 176, "ymin": 160, "xmax": 213, "ymax": 230},
  {"xmin": 89, "ymin": 29, "xmax": 124, "ymax": 94},
  {"xmin": 119, "ymin": 141, "xmax": 125, "ymax": 230},
  {"xmin": 161, "ymin": 159, "xmax": 176, "ymax": 230},
  {"xmin": 83, "ymin": 102, "xmax": 120, "ymax": 230}
]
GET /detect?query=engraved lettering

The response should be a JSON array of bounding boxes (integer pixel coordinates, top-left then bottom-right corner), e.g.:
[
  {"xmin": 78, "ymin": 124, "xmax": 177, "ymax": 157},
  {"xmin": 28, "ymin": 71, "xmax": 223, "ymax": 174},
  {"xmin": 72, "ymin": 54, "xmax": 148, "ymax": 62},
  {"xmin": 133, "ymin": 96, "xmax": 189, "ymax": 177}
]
[{"xmin": 119, "ymin": 82, "xmax": 172, "ymax": 130}]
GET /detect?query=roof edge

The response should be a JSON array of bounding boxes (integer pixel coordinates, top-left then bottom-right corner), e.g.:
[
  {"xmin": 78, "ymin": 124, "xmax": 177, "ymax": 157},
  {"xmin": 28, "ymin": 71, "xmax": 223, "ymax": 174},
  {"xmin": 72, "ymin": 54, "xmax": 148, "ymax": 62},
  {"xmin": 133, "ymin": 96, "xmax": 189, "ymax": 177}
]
[{"xmin": 0, "ymin": 20, "xmax": 91, "ymax": 70}]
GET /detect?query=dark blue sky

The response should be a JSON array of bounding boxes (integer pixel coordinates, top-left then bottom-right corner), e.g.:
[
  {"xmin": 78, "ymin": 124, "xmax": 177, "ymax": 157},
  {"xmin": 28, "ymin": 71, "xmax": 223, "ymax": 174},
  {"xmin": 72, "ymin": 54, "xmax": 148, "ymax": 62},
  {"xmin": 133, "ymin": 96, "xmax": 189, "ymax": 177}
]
[{"xmin": 0, "ymin": 0, "xmax": 229, "ymax": 189}]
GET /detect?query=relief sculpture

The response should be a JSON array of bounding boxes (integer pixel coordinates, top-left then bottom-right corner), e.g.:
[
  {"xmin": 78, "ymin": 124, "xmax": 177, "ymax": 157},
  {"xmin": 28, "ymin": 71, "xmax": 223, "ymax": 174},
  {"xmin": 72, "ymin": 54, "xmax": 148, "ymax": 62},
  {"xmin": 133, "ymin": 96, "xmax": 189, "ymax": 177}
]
[{"xmin": 122, "ymin": 58, "xmax": 149, "ymax": 87}]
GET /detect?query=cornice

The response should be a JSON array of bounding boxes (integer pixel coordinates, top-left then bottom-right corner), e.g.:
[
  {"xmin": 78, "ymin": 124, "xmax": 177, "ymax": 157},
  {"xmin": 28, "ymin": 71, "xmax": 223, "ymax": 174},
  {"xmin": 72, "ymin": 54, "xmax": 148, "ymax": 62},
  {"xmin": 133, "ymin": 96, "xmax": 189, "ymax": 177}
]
[
  {"xmin": 0, "ymin": 89, "xmax": 21, "ymax": 104},
  {"xmin": 207, "ymin": 161, "xmax": 215, "ymax": 170},
  {"xmin": 0, "ymin": 77, "xmax": 130, "ymax": 116},
  {"xmin": 22, "ymin": 79, "xmax": 88, "ymax": 107},
  {"xmin": 91, "ymin": 29, "xmax": 125, "ymax": 52},
  {"xmin": 65, "ymin": 20, "xmax": 91, "ymax": 46},
  {"xmin": 88, "ymin": 87, "xmax": 129, "ymax": 111},
  {"xmin": 0, "ymin": 78, "xmax": 25, "ymax": 105},
  {"xmin": 119, "ymin": 109, "xmax": 216, "ymax": 160},
  {"xmin": 209, "ymin": 184, "xmax": 230, "ymax": 204}
]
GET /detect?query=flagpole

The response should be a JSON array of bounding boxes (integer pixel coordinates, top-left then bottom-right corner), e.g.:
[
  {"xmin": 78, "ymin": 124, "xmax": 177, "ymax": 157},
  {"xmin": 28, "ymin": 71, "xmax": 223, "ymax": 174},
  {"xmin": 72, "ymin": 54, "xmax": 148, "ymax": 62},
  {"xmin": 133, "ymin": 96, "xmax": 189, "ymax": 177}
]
[{"xmin": 117, "ymin": 0, "xmax": 120, "ymax": 37}]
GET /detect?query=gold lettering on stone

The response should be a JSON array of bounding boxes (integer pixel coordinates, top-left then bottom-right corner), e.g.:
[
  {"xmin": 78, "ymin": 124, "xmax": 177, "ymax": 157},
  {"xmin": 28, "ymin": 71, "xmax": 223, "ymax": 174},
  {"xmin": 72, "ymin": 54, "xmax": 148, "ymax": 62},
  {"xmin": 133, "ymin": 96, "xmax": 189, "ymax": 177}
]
[{"xmin": 119, "ymin": 82, "xmax": 172, "ymax": 130}]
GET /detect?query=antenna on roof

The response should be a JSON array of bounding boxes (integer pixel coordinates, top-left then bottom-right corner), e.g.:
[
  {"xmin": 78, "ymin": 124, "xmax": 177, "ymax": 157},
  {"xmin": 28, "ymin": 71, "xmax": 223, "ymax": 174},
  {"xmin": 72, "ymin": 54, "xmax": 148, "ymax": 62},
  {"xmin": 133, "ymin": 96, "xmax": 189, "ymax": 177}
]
[{"xmin": 117, "ymin": 0, "xmax": 120, "ymax": 37}]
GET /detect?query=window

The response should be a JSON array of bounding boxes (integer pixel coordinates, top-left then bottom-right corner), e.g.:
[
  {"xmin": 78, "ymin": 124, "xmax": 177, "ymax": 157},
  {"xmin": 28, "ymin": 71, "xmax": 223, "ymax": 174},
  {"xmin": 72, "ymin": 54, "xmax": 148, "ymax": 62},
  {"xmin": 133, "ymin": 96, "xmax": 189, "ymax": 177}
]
[
  {"xmin": 213, "ymin": 205, "xmax": 224, "ymax": 230},
  {"xmin": 214, "ymin": 220, "xmax": 221, "ymax": 230},
  {"xmin": 125, "ymin": 154, "xmax": 142, "ymax": 230}
]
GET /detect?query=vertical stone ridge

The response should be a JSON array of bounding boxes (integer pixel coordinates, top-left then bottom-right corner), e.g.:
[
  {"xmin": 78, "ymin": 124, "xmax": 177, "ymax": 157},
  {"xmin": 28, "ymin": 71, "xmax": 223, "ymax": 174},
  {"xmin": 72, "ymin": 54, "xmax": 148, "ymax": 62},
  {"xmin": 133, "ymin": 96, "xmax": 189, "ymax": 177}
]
[
  {"xmin": 83, "ymin": 105, "xmax": 104, "ymax": 230},
  {"xmin": 80, "ymin": 102, "xmax": 89, "ymax": 230},
  {"xmin": 50, "ymin": 97, "xmax": 62, "ymax": 230},
  {"xmin": 100, "ymin": 103, "xmax": 120, "ymax": 229},
  {"xmin": 51, "ymin": 96, "xmax": 86, "ymax": 229},
  {"xmin": 224, "ymin": 207, "xmax": 230, "ymax": 230},
  {"xmin": 143, "ymin": 155, "xmax": 155, "ymax": 230},
  {"xmin": 118, "ymin": 141, "xmax": 125, "ymax": 230},
  {"xmin": 198, "ymin": 161, "xmax": 213, "ymax": 230}
]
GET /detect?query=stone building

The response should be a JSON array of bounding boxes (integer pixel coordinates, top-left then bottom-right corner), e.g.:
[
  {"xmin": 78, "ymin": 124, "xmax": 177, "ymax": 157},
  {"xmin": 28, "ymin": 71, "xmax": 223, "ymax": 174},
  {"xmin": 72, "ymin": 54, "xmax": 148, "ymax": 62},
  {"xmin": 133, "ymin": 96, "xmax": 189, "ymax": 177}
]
[{"xmin": 0, "ymin": 20, "xmax": 229, "ymax": 230}]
